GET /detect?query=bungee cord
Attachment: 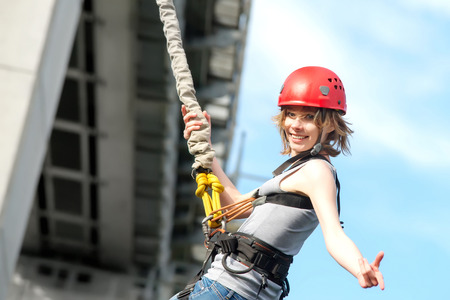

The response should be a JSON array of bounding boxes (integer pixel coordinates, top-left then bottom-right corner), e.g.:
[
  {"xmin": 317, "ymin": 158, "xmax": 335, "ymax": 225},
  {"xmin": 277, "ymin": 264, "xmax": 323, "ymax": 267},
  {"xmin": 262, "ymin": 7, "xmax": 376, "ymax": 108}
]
[
  {"xmin": 156, "ymin": 0, "xmax": 255, "ymax": 229},
  {"xmin": 156, "ymin": 0, "xmax": 214, "ymax": 171}
]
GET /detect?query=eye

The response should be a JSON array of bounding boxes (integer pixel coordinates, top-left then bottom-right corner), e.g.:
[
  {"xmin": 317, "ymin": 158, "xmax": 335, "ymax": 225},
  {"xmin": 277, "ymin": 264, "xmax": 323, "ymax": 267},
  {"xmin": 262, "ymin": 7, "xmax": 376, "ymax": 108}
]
[
  {"xmin": 305, "ymin": 114, "xmax": 315, "ymax": 120},
  {"xmin": 287, "ymin": 111, "xmax": 296, "ymax": 118}
]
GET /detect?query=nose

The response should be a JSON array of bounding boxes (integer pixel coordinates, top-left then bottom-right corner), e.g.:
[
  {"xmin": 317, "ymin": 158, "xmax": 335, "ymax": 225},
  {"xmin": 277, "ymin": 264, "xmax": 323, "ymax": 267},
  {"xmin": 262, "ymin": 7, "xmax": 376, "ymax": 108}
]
[{"xmin": 291, "ymin": 117, "xmax": 304, "ymax": 130}]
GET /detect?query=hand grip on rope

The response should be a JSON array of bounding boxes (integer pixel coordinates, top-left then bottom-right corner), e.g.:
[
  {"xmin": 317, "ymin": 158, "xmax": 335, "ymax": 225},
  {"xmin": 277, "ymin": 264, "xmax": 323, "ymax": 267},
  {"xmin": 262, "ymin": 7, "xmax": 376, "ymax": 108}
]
[{"xmin": 195, "ymin": 172, "xmax": 224, "ymax": 228}]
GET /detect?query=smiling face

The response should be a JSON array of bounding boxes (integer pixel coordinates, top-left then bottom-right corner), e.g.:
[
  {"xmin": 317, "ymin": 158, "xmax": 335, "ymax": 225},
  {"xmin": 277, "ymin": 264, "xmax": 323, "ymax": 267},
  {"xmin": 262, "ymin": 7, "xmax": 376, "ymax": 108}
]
[{"xmin": 282, "ymin": 106, "xmax": 321, "ymax": 156}]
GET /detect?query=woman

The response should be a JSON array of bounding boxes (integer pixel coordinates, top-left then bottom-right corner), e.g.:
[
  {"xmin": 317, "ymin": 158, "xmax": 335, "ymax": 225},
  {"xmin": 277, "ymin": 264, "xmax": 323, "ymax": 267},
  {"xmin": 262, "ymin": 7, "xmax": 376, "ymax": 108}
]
[{"xmin": 174, "ymin": 66, "xmax": 384, "ymax": 300}]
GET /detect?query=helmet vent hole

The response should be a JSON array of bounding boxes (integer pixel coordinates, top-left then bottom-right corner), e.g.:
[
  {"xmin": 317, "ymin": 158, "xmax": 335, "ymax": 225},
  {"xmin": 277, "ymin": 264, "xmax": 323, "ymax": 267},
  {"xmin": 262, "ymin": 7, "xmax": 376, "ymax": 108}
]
[
  {"xmin": 334, "ymin": 85, "xmax": 338, "ymax": 89},
  {"xmin": 328, "ymin": 78, "xmax": 332, "ymax": 82},
  {"xmin": 334, "ymin": 78, "xmax": 338, "ymax": 82}
]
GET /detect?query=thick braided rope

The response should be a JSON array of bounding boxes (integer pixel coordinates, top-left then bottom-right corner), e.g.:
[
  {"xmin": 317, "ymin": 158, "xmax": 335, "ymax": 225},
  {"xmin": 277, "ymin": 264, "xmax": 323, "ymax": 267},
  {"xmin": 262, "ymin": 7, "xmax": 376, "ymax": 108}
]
[{"xmin": 156, "ymin": 0, "xmax": 214, "ymax": 170}]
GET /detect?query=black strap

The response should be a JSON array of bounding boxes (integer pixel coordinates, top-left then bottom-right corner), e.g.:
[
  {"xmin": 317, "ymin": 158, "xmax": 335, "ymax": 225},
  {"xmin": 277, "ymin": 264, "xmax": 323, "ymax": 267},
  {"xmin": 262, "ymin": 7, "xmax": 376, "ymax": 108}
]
[
  {"xmin": 336, "ymin": 174, "xmax": 341, "ymax": 216},
  {"xmin": 222, "ymin": 232, "xmax": 293, "ymax": 285},
  {"xmin": 264, "ymin": 192, "xmax": 313, "ymax": 210},
  {"xmin": 271, "ymin": 153, "xmax": 343, "ymax": 222},
  {"xmin": 273, "ymin": 152, "xmax": 330, "ymax": 176}
]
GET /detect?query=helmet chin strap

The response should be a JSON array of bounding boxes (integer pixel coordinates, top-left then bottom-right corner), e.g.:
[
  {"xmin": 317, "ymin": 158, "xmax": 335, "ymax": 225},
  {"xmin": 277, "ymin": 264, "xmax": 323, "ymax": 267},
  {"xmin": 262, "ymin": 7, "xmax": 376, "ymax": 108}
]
[
  {"xmin": 310, "ymin": 143, "xmax": 322, "ymax": 156},
  {"xmin": 310, "ymin": 130, "xmax": 324, "ymax": 156}
]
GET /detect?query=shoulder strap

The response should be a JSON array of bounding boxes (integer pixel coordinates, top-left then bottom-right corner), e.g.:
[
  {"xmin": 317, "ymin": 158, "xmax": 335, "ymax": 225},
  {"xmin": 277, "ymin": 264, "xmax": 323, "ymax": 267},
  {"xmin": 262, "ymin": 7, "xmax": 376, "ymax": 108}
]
[
  {"xmin": 271, "ymin": 154, "xmax": 343, "ymax": 223},
  {"xmin": 272, "ymin": 153, "xmax": 310, "ymax": 177},
  {"xmin": 272, "ymin": 153, "xmax": 328, "ymax": 176},
  {"xmin": 258, "ymin": 193, "xmax": 314, "ymax": 210}
]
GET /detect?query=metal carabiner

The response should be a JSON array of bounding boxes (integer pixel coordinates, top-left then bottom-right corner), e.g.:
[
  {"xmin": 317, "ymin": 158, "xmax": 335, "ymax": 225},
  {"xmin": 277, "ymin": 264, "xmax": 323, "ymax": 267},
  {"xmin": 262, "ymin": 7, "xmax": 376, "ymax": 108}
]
[
  {"xmin": 221, "ymin": 216, "xmax": 227, "ymax": 232},
  {"xmin": 202, "ymin": 215, "xmax": 213, "ymax": 242}
]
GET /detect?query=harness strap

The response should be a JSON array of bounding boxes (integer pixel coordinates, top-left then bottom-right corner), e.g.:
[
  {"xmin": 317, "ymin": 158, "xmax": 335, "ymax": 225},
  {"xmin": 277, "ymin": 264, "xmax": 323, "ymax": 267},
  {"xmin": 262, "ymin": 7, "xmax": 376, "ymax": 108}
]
[
  {"xmin": 272, "ymin": 153, "xmax": 319, "ymax": 176},
  {"xmin": 272, "ymin": 153, "xmax": 343, "ymax": 224},
  {"xmin": 254, "ymin": 192, "xmax": 314, "ymax": 210},
  {"xmin": 221, "ymin": 232, "xmax": 293, "ymax": 285}
]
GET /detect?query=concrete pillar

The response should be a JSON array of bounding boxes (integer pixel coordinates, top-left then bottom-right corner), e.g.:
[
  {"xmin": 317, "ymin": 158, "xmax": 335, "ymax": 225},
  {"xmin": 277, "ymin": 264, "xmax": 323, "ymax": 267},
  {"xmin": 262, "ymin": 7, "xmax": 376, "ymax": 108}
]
[
  {"xmin": 94, "ymin": 0, "xmax": 135, "ymax": 269},
  {"xmin": 0, "ymin": 0, "xmax": 81, "ymax": 298}
]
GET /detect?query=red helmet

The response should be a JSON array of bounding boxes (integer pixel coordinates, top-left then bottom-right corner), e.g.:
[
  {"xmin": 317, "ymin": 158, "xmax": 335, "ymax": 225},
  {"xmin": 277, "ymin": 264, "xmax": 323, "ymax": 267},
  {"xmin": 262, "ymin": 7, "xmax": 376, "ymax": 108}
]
[{"xmin": 278, "ymin": 66, "xmax": 347, "ymax": 114}]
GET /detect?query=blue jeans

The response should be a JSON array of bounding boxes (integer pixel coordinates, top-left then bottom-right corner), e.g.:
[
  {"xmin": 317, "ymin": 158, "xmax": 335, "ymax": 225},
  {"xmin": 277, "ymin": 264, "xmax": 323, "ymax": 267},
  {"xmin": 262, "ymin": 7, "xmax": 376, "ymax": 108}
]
[{"xmin": 170, "ymin": 277, "xmax": 247, "ymax": 300}]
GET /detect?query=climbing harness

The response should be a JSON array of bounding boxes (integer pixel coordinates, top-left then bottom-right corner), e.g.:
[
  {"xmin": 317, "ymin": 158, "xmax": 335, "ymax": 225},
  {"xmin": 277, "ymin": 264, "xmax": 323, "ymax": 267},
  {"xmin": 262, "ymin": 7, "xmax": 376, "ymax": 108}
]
[{"xmin": 177, "ymin": 228, "xmax": 293, "ymax": 300}]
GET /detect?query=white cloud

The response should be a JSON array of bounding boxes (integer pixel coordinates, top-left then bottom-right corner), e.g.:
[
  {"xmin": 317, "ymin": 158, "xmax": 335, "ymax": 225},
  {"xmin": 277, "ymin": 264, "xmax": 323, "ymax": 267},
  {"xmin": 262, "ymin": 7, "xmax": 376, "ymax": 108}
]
[
  {"xmin": 247, "ymin": 0, "xmax": 338, "ymax": 77},
  {"xmin": 399, "ymin": 0, "xmax": 450, "ymax": 16}
]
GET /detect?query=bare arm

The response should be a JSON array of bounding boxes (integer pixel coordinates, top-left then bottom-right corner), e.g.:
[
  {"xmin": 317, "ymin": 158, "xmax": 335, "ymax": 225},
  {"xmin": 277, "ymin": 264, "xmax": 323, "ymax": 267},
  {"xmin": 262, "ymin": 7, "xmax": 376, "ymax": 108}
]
[{"xmin": 281, "ymin": 160, "xmax": 384, "ymax": 289}]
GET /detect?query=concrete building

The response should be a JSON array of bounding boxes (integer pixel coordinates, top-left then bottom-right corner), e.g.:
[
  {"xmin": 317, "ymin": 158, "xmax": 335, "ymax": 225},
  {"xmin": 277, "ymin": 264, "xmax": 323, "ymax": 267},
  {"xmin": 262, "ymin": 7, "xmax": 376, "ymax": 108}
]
[{"xmin": 0, "ymin": 0, "xmax": 251, "ymax": 299}]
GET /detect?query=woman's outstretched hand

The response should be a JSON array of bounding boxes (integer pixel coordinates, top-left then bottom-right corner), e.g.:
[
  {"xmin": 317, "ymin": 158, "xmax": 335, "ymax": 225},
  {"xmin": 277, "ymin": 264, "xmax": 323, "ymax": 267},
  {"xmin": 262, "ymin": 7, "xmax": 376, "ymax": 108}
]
[
  {"xmin": 357, "ymin": 251, "xmax": 385, "ymax": 290},
  {"xmin": 181, "ymin": 105, "xmax": 211, "ymax": 141}
]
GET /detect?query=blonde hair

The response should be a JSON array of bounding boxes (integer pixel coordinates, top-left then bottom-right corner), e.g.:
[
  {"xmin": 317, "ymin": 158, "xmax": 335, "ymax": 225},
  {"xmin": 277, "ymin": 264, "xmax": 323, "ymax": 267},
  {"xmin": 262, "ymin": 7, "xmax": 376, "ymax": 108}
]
[{"xmin": 272, "ymin": 107, "xmax": 353, "ymax": 157}]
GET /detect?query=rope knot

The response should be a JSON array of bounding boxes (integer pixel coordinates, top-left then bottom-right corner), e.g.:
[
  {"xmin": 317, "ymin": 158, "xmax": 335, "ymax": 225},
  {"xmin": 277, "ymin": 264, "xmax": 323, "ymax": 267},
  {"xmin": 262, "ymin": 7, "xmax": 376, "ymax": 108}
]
[
  {"xmin": 194, "ymin": 171, "xmax": 224, "ymax": 228},
  {"xmin": 195, "ymin": 173, "xmax": 208, "ymax": 197},
  {"xmin": 207, "ymin": 173, "xmax": 224, "ymax": 193}
]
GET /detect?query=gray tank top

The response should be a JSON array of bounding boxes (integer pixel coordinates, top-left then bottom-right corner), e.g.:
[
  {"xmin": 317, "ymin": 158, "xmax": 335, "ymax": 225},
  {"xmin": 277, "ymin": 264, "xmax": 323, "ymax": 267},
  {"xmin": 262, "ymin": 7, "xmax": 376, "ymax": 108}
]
[{"xmin": 205, "ymin": 160, "xmax": 336, "ymax": 299}]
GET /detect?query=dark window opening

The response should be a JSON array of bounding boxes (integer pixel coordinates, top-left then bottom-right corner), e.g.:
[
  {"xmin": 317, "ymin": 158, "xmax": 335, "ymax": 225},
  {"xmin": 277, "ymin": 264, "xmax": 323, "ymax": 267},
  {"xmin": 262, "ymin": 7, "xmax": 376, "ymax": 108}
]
[
  {"xmin": 38, "ymin": 264, "xmax": 53, "ymax": 276},
  {"xmin": 83, "ymin": 0, "xmax": 93, "ymax": 13},
  {"xmin": 87, "ymin": 82, "xmax": 96, "ymax": 128},
  {"xmin": 53, "ymin": 178, "xmax": 83, "ymax": 215},
  {"xmin": 84, "ymin": 21, "xmax": 95, "ymax": 73},
  {"xmin": 88, "ymin": 135, "xmax": 97, "ymax": 176},
  {"xmin": 90, "ymin": 227, "xmax": 98, "ymax": 245},
  {"xmin": 55, "ymin": 220, "xmax": 84, "ymax": 241},
  {"xmin": 68, "ymin": 39, "xmax": 79, "ymax": 68},
  {"xmin": 90, "ymin": 183, "xmax": 98, "ymax": 220},
  {"xmin": 39, "ymin": 217, "xmax": 49, "ymax": 235},
  {"xmin": 57, "ymin": 269, "xmax": 69, "ymax": 280},
  {"xmin": 76, "ymin": 272, "xmax": 92, "ymax": 283},
  {"xmin": 50, "ymin": 130, "xmax": 81, "ymax": 170},
  {"xmin": 37, "ymin": 175, "xmax": 47, "ymax": 209},
  {"xmin": 56, "ymin": 79, "xmax": 80, "ymax": 122}
]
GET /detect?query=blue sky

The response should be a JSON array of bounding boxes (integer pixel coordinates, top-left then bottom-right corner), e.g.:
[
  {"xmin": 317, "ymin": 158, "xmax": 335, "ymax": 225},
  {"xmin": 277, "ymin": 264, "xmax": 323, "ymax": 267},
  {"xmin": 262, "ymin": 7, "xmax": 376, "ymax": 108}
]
[{"xmin": 227, "ymin": 0, "xmax": 450, "ymax": 299}]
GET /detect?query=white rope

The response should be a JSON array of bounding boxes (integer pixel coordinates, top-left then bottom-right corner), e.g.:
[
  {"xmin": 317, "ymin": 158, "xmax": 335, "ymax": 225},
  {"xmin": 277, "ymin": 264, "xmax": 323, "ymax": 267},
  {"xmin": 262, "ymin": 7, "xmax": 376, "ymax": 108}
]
[{"xmin": 156, "ymin": 0, "xmax": 215, "ymax": 170}]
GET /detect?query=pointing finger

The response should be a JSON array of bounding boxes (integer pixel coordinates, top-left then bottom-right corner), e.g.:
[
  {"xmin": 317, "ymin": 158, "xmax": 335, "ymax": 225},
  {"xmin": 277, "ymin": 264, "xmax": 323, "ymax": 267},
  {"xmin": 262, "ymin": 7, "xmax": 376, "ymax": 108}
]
[{"xmin": 373, "ymin": 251, "xmax": 384, "ymax": 269}]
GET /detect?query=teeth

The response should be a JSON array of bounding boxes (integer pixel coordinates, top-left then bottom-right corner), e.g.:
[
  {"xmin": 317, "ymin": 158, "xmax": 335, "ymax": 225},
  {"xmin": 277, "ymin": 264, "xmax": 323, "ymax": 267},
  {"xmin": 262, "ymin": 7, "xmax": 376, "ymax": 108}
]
[{"xmin": 292, "ymin": 135, "xmax": 306, "ymax": 139}]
